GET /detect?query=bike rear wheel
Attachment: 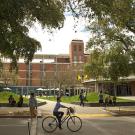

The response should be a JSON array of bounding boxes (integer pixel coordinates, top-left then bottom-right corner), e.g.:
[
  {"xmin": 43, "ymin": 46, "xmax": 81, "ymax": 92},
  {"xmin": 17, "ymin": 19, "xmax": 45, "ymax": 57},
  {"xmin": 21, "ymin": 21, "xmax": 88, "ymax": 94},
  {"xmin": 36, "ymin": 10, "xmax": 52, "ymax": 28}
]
[
  {"xmin": 67, "ymin": 116, "xmax": 82, "ymax": 132},
  {"xmin": 42, "ymin": 116, "xmax": 57, "ymax": 133}
]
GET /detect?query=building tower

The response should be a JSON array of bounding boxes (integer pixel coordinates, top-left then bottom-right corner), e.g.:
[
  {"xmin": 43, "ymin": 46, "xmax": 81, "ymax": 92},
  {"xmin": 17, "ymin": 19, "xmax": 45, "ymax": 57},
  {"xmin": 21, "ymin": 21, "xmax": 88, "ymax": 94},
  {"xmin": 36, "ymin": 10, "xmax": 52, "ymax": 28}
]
[{"xmin": 69, "ymin": 39, "xmax": 84, "ymax": 64}]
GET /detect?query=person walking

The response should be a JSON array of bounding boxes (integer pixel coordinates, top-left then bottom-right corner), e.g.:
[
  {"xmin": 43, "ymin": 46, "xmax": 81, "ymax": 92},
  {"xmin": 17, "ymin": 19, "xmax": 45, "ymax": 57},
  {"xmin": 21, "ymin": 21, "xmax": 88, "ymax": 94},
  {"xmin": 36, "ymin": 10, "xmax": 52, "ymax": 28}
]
[
  {"xmin": 98, "ymin": 91, "xmax": 104, "ymax": 106},
  {"xmin": 113, "ymin": 96, "xmax": 117, "ymax": 106},
  {"xmin": 17, "ymin": 95, "xmax": 23, "ymax": 107},
  {"xmin": 79, "ymin": 92, "xmax": 84, "ymax": 107},
  {"xmin": 29, "ymin": 93, "xmax": 37, "ymax": 120}
]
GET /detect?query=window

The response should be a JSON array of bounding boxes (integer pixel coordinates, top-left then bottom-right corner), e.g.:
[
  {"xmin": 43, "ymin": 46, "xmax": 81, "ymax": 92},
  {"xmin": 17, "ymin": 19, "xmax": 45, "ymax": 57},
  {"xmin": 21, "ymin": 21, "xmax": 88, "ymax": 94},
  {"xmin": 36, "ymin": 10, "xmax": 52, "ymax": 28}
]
[
  {"xmin": 79, "ymin": 46, "xmax": 82, "ymax": 51},
  {"xmin": 74, "ymin": 46, "xmax": 77, "ymax": 52}
]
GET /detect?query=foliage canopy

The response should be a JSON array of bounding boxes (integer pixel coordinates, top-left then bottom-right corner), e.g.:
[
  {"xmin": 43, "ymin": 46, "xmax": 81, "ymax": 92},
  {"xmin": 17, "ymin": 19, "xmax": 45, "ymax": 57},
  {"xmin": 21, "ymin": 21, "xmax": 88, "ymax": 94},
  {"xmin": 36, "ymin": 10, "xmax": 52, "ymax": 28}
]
[
  {"xmin": 0, "ymin": 0, "xmax": 66, "ymax": 70},
  {"xmin": 69, "ymin": 0, "xmax": 135, "ymax": 81}
]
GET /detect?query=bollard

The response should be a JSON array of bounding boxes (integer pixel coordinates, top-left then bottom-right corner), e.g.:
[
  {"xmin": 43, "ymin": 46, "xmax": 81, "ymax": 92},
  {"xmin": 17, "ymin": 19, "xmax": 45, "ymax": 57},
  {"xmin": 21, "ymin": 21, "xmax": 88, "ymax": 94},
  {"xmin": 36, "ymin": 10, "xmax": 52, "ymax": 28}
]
[{"xmin": 28, "ymin": 121, "xmax": 31, "ymax": 135}]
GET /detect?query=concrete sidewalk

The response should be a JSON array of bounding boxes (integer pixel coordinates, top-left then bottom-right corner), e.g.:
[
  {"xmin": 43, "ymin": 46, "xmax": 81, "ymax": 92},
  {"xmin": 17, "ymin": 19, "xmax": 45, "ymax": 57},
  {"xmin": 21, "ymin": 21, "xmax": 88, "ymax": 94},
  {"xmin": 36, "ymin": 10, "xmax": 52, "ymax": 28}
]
[
  {"xmin": 118, "ymin": 96, "xmax": 135, "ymax": 101},
  {"xmin": 105, "ymin": 96, "xmax": 135, "ymax": 116},
  {"xmin": 38, "ymin": 98, "xmax": 112, "ymax": 118},
  {"xmin": 105, "ymin": 106, "xmax": 135, "ymax": 116}
]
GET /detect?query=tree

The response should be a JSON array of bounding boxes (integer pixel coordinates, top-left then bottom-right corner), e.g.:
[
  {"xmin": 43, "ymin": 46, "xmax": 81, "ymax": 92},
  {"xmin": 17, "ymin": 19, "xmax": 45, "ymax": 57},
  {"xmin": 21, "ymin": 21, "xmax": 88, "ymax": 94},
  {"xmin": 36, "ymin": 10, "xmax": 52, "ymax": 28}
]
[
  {"xmin": 68, "ymin": 0, "xmax": 135, "ymax": 64},
  {"xmin": 0, "ymin": 63, "xmax": 19, "ymax": 86},
  {"xmin": 0, "ymin": 0, "xmax": 66, "ymax": 70},
  {"xmin": 84, "ymin": 49, "xmax": 105, "ymax": 80},
  {"xmin": 84, "ymin": 49, "xmax": 106, "ymax": 92},
  {"xmin": 66, "ymin": 0, "xmax": 135, "ymax": 83},
  {"xmin": 68, "ymin": 0, "xmax": 135, "ymax": 34},
  {"xmin": 54, "ymin": 65, "xmax": 75, "ymax": 94},
  {"xmin": 84, "ymin": 42, "xmax": 131, "ymax": 95}
]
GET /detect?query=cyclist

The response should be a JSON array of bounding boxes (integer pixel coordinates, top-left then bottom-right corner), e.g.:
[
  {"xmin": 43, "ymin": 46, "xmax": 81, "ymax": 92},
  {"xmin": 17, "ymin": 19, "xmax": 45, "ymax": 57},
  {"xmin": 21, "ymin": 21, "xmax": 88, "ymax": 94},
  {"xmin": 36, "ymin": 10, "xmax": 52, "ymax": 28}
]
[{"xmin": 53, "ymin": 97, "xmax": 68, "ymax": 129}]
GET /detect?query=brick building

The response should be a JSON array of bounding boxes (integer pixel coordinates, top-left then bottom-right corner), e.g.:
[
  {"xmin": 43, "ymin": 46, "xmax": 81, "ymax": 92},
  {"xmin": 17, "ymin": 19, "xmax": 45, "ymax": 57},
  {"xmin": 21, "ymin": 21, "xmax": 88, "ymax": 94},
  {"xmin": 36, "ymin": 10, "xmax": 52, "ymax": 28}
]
[
  {"xmin": 2, "ymin": 39, "xmax": 135, "ymax": 96},
  {"xmin": 0, "ymin": 39, "xmax": 90, "ymax": 95}
]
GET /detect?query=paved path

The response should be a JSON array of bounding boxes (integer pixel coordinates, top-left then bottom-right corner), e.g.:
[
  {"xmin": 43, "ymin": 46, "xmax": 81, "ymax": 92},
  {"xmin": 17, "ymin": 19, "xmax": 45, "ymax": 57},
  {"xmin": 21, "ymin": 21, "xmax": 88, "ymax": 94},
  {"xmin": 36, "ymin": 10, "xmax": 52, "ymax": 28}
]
[
  {"xmin": 1, "ymin": 97, "xmax": 135, "ymax": 135},
  {"xmin": 0, "ymin": 118, "xmax": 30, "ymax": 135},
  {"xmin": 37, "ymin": 116, "xmax": 135, "ymax": 135},
  {"xmin": 0, "ymin": 98, "xmax": 111, "ymax": 135},
  {"xmin": 118, "ymin": 96, "xmax": 135, "ymax": 101},
  {"xmin": 37, "ymin": 98, "xmax": 112, "ymax": 118}
]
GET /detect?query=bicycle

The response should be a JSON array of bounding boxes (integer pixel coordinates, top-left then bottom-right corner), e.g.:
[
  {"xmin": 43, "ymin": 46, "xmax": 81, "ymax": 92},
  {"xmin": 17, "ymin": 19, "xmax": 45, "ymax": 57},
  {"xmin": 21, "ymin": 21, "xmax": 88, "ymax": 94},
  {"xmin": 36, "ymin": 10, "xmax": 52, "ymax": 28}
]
[{"xmin": 42, "ymin": 107, "xmax": 82, "ymax": 133}]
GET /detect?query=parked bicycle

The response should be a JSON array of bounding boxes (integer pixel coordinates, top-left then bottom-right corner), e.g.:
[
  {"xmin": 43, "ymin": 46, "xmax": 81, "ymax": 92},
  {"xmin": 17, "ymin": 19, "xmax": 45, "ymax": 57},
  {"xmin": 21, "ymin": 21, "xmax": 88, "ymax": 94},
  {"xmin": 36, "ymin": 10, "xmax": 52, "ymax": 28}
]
[{"xmin": 42, "ymin": 107, "xmax": 82, "ymax": 133}]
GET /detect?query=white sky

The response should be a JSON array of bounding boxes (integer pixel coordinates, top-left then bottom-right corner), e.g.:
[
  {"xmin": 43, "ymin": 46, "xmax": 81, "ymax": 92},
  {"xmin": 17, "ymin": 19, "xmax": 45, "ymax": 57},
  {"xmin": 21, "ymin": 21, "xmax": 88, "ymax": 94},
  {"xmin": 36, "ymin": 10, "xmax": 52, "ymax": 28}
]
[{"xmin": 28, "ymin": 15, "xmax": 90, "ymax": 55}]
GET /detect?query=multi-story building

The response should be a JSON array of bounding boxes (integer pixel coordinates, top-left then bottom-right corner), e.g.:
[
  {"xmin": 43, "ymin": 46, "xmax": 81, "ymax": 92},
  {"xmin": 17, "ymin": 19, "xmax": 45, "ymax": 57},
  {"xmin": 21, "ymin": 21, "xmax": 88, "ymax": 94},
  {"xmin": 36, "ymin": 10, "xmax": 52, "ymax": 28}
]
[
  {"xmin": 1, "ymin": 39, "xmax": 135, "ymax": 96},
  {"xmin": 0, "ymin": 39, "xmax": 90, "ymax": 95}
]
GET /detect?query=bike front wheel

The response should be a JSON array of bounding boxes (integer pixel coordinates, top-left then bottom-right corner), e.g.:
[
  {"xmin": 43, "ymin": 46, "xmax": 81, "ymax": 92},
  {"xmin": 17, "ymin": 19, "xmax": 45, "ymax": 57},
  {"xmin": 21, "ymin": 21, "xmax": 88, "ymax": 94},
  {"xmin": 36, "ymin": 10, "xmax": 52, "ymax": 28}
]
[
  {"xmin": 42, "ymin": 116, "xmax": 57, "ymax": 133},
  {"xmin": 67, "ymin": 116, "xmax": 82, "ymax": 132}
]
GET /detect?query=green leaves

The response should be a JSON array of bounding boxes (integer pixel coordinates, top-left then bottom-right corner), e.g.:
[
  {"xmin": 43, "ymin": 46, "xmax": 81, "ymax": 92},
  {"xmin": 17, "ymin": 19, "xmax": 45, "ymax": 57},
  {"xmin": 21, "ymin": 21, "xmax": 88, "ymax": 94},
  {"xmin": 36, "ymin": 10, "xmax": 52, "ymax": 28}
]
[
  {"xmin": 65, "ymin": 0, "xmax": 135, "ymax": 83},
  {"xmin": 84, "ymin": 49, "xmax": 105, "ymax": 80},
  {"xmin": 107, "ymin": 44, "xmax": 130, "ymax": 81},
  {"xmin": 0, "ymin": 0, "xmax": 66, "ymax": 70}
]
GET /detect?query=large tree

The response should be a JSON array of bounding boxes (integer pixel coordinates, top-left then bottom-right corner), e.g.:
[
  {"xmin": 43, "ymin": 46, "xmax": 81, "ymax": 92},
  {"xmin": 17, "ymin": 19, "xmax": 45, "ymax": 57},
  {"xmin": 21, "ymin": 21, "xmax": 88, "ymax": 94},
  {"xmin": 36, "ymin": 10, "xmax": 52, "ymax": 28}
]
[
  {"xmin": 68, "ymin": 0, "xmax": 135, "ymax": 51},
  {"xmin": 68, "ymin": 0, "xmax": 135, "ymax": 81},
  {"xmin": 1, "ymin": 0, "xmax": 135, "ymax": 73},
  {"xmin": 0, "ymin": 0, "xmax": 66, "ymax": 70},
  {"xmin": 68, "ymin": 0, "xmax": 135, "ymax": 33}
]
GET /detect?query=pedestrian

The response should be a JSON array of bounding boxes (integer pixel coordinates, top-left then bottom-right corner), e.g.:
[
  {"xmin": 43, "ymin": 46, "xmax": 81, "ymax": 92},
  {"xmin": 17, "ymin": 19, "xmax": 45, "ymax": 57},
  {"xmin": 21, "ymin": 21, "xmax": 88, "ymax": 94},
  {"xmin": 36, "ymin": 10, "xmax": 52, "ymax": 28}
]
[
  {"xmin": 53, "ymin": 97, "xmax": 68, "ymax": 129},
  {"xmin": 108, "ymin": 96, "xmax": 112, "ymax": 106},
  {"xmin": 29, "ymin": 93, "xmax": 37, "ymax": 120},
  {"xmin": 79, "ymin": 92, "xmax": 84, "ymax": 107},
  {"xmin": 17, "ymin": 95, "xmax": 23, "ymax": 107},
  {"xmin": 8, "ymin": 95, "xmax": 16, "ymax": 106},
  {"xmin": 98, "ymin": 91, "xmax": 104, "ymax": 106},
  {"xmin": 113, "ymin": 96, "xmax": 117, "ymax": 106}
]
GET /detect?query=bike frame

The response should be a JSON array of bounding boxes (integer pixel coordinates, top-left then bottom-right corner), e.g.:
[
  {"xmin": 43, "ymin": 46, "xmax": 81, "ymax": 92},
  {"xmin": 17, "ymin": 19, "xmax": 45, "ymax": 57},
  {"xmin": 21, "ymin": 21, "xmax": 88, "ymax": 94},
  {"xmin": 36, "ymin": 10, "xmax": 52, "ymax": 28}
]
[
  {"xmin": 42, "ymin": 108, "xmax": 82, "ymax": 133},
  {"xmin": 60, "ymin": 109, "xmax": 73, "ymax": 126}
]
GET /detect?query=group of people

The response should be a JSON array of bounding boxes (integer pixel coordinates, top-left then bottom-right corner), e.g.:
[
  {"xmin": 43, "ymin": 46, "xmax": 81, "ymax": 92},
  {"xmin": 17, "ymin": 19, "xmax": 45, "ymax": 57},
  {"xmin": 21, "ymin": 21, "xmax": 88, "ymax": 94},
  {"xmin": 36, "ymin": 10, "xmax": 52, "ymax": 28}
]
[
  {"xmin": 7, "ymin": 91, "xmax": 117, "ymax": 130},
  {"xmin": 8, "ymin": 95, "xmax": 23, "ymax": 107},
  {"xmin": 98, "ymin": 91, "xmax": 117, "ymax": 106}
]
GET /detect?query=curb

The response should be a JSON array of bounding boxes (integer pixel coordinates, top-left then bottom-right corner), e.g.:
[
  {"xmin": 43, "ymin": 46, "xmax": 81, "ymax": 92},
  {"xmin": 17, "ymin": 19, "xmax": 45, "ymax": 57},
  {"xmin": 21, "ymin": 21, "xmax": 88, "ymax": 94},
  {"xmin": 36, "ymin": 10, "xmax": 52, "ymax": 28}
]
[
  {"xmin": 104, "ymin": 109, "xmax": 135, "ymax": 117},
  {"xmin": 30, "ymin": 118, "xmax": 38, "ymax": 135},
  {"xmin": 0, "ymin": 115, "xmax": 42, "ymax": 118}
]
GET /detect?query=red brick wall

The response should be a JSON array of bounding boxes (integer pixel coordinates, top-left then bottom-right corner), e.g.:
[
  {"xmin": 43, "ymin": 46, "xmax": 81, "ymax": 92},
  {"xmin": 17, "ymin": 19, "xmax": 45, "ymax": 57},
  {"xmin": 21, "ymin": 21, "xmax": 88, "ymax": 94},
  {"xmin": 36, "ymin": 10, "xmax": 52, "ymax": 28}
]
[
  {"xmin": 69, "ymin": 40, "xmax": 84, "ymax": 63},
  {"xmin": 32, "ymin": 63, "xmax": 40, "ymax": 70},
  {"xmin": 18, "ymin": 70, "xmax": 26, "ymax": 78},
  {"xmin": 31, "ymin": 79, "xmax": 41, "ymax": 86},
  {"xmin": 18, "ymin": 63, "xmax": 26, "ymax": 70},
  {"xmin": 57, "ymin": 58, "xmax": 70, "ymax": 63},
  {"xmin": 45, "ymin": 64, "xmax": 55, "ymax": 71},
  {"xmin": 2, "ymin": 40, "xmax": 85, "ymax": 87},
  {"xmin": 18, "ymin": 79, "xmax": 26, "ymax": 86}
]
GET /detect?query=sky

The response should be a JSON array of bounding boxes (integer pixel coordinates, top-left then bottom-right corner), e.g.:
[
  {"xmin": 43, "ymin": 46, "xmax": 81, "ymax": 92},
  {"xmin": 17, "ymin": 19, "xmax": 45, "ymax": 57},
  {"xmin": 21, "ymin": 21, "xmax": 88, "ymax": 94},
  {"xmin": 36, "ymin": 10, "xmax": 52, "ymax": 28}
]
[{"xmin": 28, "ymin": 15, "xmax": 90, "ymax": 55}]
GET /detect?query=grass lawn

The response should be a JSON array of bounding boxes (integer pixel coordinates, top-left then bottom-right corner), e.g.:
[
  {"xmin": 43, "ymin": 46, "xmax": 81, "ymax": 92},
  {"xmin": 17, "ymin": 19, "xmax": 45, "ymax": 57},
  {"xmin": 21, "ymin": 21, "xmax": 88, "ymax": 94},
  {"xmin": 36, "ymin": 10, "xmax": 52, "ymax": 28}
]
[
  {"xmin": 0, "ymin": 91, "xmax": 29, "ymax": 103},
  {"xmin": 38, "ymin": 92, "xmax": 134, "ymax": 103}
]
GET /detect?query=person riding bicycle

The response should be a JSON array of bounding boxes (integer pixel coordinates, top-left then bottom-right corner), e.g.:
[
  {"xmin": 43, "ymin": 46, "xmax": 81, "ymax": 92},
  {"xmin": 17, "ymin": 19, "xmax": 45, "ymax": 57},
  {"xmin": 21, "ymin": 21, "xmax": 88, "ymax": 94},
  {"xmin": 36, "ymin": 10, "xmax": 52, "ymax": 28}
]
[{"xmin": 53, "ymin": 97, "xmax": 68, "ymax": 129}]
